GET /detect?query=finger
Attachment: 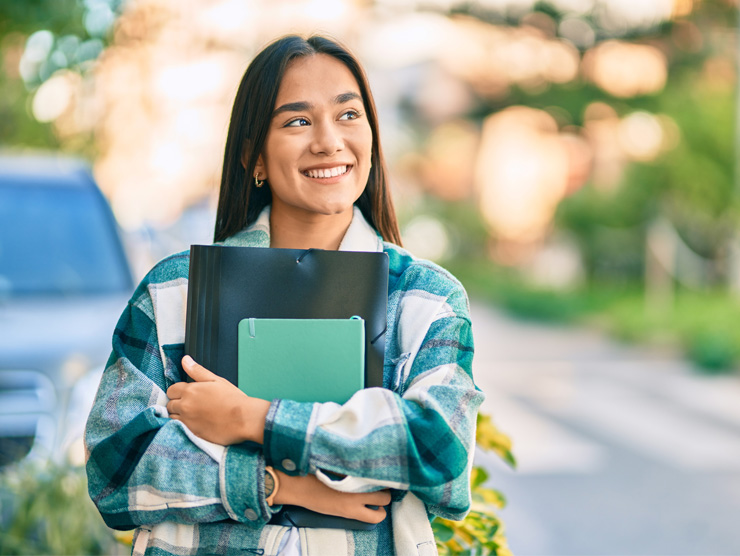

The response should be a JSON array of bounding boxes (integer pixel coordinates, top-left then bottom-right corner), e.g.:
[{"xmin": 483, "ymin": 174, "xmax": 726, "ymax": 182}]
[
  {"xmin": 377, "ymin": 490, "xmax": 392, "ymax": 505},
  {"xmin": 365, "ymin": 490, "xmax": 392, "ymax": 507},
  {"xmin": 167, "ymin": 382, "xmax": 184, "ymax": 399},
  {"xmin": 181, "ymin": 355, "xmax": 218, "ymax": 382},
  {"xmin": 358, "ymin": 504, "xmax": 387, "ymax": 524},
  {"xmin": 166, "ymin": 399, "xmax": 179, "ymax": 415}
]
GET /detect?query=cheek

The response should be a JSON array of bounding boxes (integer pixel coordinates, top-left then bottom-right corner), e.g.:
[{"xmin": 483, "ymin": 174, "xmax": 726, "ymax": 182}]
[
  {"xmin": 267, "ymin": 160, "xmax": 297, "ymax": 187},
  {"xmin": 263, "ymin": 139, "xmax": 298, "ymax": 176},
  {"xmin": 363, "ymin": 125, "xmax": 373, "ymax": 147},
  {"xmin": 354, "ymin": 129, "xmax": 373, "ymax": 163}
]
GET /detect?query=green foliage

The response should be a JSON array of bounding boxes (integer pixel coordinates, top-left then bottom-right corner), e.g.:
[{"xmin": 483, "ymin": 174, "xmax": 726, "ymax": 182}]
[
  {"xmin": 435, "ymin": 414, "xmax": 516, "ymax": 556},
  {"xmin": 0, "ymin": 0, "xmax": 85, "ymax": 37},
  {"xmin": 475, "ymin": 413, "xmax": 517, "ymax": 469},
  {"xmin": 555, "ymin": 28, "xmax": 738, "ymax": 283},
  {"xmin": 496, "ymin": 288, "xmax": 586, "ymax": 323},
  {"xmin": 0, "ymin": 0, "xmax": 121, "ymax": 149},
  {"xmin": 448, "ymin": 257, "xmax": 610, "ymax": 323},
  {"xmin": 0, "ymin": 68, "xmax": 60, "ymax": 150},
  {"xmin": 607, "ymin": 290, "xmax": 740, "ymax": 372},
  {"xmin": 686, "ymin": 329, "xmax": 739, "ymax": 372},
  {"xmin": 452, "ymin": 254, "xmax": 740, "ymax": 373},
  {"xmin": 0, "ymin": 0, "xmax": 79, "ymax": 147},
  {"xmin": 0, "ymin": 461, "xmax": 124, "ymax": 555},
  {"xmin": 556, "ymin": 177, "xmax": 654, "ymax": 283}
]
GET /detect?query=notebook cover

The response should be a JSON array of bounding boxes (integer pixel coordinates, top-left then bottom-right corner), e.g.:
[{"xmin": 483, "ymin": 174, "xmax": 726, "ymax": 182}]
[
  {"xmin": 237, "ymin": 317, "xmax": 365, "ymax": 404},
  {"xmin": 184, "ymin": 245, "xmax": 389, "ymax": 389}
]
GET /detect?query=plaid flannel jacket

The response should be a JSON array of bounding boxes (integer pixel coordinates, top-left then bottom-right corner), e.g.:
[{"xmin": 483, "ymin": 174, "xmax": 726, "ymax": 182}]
[{"xmin": 85, "ymin": 207, "xmax": 484, "ymax": 556}]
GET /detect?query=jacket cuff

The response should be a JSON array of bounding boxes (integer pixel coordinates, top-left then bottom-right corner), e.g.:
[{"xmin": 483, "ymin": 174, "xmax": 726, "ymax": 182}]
[
  {"xmin": 221, "ymin": 443, "xmax": 277, "ymax": 524},
  {"xmin": 263, "ymin": 399, "xmax": 315, "ymax": 475}
]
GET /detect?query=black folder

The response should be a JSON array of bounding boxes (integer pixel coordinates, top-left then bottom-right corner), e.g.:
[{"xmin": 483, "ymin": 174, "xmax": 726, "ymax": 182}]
[
  {"xmin": 184, "ymin": 245, "xmax": 389, "ymax": 390},
  {"xmin": 184, "ymin": 245, "xmax": 389, "ymax": 531}
]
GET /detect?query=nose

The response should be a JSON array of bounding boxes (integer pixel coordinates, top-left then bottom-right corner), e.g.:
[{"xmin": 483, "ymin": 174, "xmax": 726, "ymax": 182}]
[{"xmin": 310, "ymin": 119, "xmax": 344, "ymax": 155}]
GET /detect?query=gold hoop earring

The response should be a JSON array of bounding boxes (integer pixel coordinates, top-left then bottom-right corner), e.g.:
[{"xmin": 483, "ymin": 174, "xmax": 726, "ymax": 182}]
[{"xmin": 254, "ymin": 174, "xmax": 264, "ymax": 188}]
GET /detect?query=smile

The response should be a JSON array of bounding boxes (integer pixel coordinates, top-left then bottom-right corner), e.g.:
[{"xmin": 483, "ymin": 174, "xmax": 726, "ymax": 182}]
[{"xmin": 302, "ymin": 165, "xmax": 350, "ymax": 179}]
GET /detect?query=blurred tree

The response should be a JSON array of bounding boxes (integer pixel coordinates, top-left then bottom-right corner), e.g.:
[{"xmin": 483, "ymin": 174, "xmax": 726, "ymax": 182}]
[
  {"xmin": 0, "ymin": 0, "xmax": 80, "ymax": 148},
  {"xmin": 434, "ymin": 0, "xmax": 737, "ymax": 288},
  {"xmin": 555, "ymin": 0, "xmax": 737, "ymax": 286},
  {"xmin": 0, "ymin": 0, "xmax": 122, "ymax": 149},
  {"xmin": 0, "ymin": 0, "xmax": 85, "ymax": 36}
]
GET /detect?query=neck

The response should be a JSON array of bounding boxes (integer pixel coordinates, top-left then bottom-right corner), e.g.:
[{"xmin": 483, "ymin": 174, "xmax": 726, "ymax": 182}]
[{"xmin": 269, "ymin": 206, "xmax": 353, "ymax": 250}]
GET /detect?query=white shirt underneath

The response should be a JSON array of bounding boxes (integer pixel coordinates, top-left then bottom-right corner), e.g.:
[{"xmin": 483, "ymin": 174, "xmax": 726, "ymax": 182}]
[{"xmin": 277, "ymin": 527, "xmax": 301, "ymax": 555}]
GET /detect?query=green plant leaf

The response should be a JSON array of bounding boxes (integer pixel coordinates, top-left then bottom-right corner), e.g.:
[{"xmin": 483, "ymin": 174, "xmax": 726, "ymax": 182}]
[{"xmin": 432, "ymin": 520, "xmax": 456, "ymax": 542}]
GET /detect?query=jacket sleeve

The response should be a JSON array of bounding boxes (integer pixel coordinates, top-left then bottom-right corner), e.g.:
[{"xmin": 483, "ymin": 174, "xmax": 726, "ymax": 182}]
[
  {"xmin": 84, "ymin": 273, "xmax": 278, "ymax": 531},
  {"xmin": 262, "ymin": 279, "xmax": 484, "ymax": 521}
]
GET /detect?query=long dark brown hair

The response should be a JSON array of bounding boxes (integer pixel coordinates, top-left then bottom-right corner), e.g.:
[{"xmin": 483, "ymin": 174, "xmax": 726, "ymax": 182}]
[{"xmin": 214, "ymin": 34, "xmax": 402, "ymax": 246}]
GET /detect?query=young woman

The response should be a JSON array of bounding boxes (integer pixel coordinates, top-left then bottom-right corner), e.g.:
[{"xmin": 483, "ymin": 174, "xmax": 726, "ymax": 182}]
[{"xmin": 85, "ymin": 35, "xmax": 483, "ymax": 556}]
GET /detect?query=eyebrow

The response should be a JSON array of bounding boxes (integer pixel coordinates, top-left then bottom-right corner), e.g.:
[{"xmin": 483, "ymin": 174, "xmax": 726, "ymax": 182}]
[{"xmin": 272, "ymin": 92, "xmax": 362, "ymax": 118}]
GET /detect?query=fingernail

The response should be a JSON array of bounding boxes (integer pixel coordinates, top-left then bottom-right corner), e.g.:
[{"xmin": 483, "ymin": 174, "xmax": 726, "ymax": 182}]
[{"xmin": 183, "ymin": 355, "xmax": 193, "ymax": 366}]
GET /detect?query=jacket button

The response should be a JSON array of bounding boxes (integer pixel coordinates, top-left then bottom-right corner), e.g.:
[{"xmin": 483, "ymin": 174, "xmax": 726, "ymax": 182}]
[
  {"xmin": 244, "ymin": 509, "xmax": 258, "ymax": 521},
  {"xmin": 282, "ymin": 459, "xmax": 296, "ymax": 472}
]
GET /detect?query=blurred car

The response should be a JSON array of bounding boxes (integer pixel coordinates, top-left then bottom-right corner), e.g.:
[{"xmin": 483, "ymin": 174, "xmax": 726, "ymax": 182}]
[{"xmin": 0, "ymin": 156, "xmax": 134, "ymax": 467}]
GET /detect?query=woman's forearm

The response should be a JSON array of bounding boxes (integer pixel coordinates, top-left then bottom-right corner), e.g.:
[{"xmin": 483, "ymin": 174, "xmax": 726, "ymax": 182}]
[{"xmin": 272, "ymin": 469, "xmax": 390, "ymax": 524}]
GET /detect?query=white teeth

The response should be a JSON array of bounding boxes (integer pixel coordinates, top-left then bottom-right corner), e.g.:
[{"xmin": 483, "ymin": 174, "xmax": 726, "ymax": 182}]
[{"xmin": 304, "ymin": 165, "xmax": 348, "ymax": 178}]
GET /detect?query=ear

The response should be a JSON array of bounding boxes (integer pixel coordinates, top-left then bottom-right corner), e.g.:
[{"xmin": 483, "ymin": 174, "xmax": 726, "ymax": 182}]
[
  {"xmin": 253, "ymin": 154, "xmax": 266, "ymax": 181},
  {"xmin": 243, "ymin": 148, "xmax": 267, "ymax": 182},
  {"xmin": 240, "ymin": 140, "xmax": 265, "ymax": 174}
]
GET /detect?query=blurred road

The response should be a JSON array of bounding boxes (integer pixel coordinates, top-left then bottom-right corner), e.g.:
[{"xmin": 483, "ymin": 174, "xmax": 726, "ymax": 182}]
[{"xmin": 471, "ymin": 302, "xmax": 740, "ymax": 556}]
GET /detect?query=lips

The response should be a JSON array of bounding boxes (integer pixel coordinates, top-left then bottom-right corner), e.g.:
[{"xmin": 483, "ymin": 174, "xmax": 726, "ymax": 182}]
[{"xmin": 302, "ymin": 165, "xmax": 351, "ymax": 179}]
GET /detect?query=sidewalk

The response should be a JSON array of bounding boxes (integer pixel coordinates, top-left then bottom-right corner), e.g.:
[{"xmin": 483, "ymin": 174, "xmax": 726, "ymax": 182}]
[{"xmin": 470, "ymin": 301, "xmax": 740, "ymax": 555}]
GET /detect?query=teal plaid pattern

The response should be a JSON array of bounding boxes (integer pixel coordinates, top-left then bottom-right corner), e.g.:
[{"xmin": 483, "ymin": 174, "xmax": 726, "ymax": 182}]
[{"xmin": 85, "ymin": 211, "xmax": 483, "ymax": 556}]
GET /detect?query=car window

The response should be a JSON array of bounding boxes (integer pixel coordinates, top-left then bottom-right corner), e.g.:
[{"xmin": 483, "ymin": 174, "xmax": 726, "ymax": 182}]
[{"xmin": 0, "ymin": 181, "xmax": 132, "ymax": 296}]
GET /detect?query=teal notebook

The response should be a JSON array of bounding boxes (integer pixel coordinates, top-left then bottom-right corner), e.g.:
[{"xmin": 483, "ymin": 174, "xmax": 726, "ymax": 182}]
[{"xmin": 237, "ymin": 317, "xmax": 365, "ymax": 404}]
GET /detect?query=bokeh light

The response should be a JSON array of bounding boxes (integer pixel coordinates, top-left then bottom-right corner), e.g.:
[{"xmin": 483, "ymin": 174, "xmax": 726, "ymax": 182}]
[
  {"xmin": 583, "ymin": 40, "xmax": 668, "ymax": 97},
  {"xmin": 475, "ymin": 106, "xmax": 570, "ymax": 246}
]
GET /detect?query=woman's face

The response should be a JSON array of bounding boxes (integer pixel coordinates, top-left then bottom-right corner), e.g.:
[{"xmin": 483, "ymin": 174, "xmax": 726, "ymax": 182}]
[{"xmin": 255, "ymin": 54, "xmax": 373, "ymax": 222}]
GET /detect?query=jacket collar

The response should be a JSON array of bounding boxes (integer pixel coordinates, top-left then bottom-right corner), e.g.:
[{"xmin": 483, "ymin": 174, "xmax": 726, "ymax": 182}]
[{"xmin": 222, "ymin": 205, "xmax": 383, "ymax": 253}]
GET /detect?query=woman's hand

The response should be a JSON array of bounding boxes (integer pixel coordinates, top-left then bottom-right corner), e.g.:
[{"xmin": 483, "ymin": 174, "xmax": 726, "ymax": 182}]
[
  {"xmin": 166, "ymin": 356, "xmax": 271, "ymax": 445},
  {"xmin": 274, "ymin": 471, "xmax": 392, "ymax": 524}
]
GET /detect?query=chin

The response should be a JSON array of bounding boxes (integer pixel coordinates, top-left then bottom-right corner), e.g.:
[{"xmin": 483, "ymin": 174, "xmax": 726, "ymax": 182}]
[
  {"xmin": 308, "ymin": 198, "xmax": 360, "ymax": 216},
  {"xmin": 313, "ymin": 205, "xmax": 354, "ymax": 217}
]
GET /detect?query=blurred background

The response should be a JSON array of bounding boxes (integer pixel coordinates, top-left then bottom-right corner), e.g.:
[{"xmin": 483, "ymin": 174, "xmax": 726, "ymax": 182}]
[{"xmin": 1, "ymin": 0, "xmax": 739, "ymax": 554}]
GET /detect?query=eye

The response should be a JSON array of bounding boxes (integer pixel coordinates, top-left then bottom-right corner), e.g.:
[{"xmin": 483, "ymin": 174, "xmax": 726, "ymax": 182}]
[
  {"xmin": 285, "ymin": 117, "xmax": 310, "ymax": 127},
  {"xmin": 339, "ymin": 109, "xmax": 362, "ymax": 121}
]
